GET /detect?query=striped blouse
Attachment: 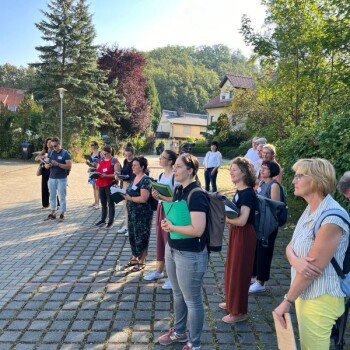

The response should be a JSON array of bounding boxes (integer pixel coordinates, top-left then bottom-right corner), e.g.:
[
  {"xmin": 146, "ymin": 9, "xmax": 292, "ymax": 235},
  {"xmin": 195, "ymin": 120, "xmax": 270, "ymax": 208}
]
[{"xmin": 291, "ymin": 194, "xmax": 349, "ymax": 299}]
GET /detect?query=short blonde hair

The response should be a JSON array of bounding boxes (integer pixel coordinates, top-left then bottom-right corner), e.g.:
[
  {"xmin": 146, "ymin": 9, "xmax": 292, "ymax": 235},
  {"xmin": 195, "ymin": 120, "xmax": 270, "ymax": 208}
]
[
  {"xmin": 292, "ymin": 158, "xmax": 337, "ymax": 195},
  {"xmin": 263, "ymin": 143, "xmax": 276, "ymax": 157}
]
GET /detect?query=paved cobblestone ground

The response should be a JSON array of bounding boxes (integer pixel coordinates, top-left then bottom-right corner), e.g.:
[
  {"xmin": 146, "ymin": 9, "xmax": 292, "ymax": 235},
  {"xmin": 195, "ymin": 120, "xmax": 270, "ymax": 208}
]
[{"xmin": 0, "ymin": 157, "xmax": 347, "ymax": 349}]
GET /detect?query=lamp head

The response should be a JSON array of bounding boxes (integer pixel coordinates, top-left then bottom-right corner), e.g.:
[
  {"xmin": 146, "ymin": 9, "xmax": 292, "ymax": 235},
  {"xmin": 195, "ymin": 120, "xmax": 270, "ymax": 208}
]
[{"xmin": 57, "ymin": 87, "xmax": 67, "ymax": 99}]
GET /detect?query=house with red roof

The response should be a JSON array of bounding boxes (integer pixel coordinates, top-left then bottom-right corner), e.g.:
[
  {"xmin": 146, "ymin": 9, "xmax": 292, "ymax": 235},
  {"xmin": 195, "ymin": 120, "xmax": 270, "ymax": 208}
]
[
  {"xmin": 0, "ymin": 87, "xmax": 26, "ymax": 112},
  {"xmin": 204, "ymin": 74, "xmax": 255, "ymax": 129}
]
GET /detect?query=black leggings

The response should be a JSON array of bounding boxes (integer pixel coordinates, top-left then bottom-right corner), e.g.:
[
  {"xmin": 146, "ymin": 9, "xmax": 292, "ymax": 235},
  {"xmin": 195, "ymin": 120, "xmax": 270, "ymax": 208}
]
[
  {"xmin": 41, "ymin": 168, "xmax": 59, "ymax": 208},
  {"xmin": 252, "ymin": 228, "xmax": 278, "ymax": 282},
  {"xmin": 99, "ymin": 185, "xmax": 115, "ymax": 224}
]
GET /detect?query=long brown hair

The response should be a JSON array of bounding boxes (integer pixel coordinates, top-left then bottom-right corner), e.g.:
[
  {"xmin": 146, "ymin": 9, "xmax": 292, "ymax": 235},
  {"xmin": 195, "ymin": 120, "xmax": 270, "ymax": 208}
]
[{"xmin": 231, "ymin": 157, "xmax": 256, "ymax": 187}]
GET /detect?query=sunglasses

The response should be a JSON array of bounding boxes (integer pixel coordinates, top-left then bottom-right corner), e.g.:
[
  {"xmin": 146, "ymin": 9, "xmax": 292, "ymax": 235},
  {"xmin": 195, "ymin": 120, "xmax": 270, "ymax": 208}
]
[
  {"xmin": 52, "ymin": 144, "xmax": 58, "ymax": 148},
  {"xmin": 160, "ymin": 155, "xmax": 170, "ymax": 160}
]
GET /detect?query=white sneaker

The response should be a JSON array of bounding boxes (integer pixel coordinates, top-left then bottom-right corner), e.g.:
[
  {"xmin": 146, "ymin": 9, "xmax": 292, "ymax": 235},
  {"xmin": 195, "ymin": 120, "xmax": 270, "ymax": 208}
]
[
  {"xmin": 250, "ymin": 277, "xmax": 256, "ymax": 285},
  {"xmin": 143, "ymin": 271, "xmax": 164, "ymax": 281},
  {"xmin": 117, "ymin": 225, "xmax": 128, "ymax": 234},
  {"xmin": 249, "ymin": 281, "xmax": 266, "ymax": 293},
  {"xmin": 124, "ymin": 231, "xmax": 129, "ymax": 237},
  {"xmin": 162, "ymin": 279, "xmax": 172, "ymax": 290}
]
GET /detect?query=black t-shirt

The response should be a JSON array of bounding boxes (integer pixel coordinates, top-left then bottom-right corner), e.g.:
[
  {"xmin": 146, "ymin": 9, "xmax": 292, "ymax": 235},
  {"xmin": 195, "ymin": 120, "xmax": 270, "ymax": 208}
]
[
  {"xmin": 233, "ymin": 187, "xmax": 256, "ymax": 225},
  {"xmin": 122, "ymin": 159, "xmax": 133, "ymax": 182},
  {"xmin": 168, "ymin": 181, "xmax": 209, "ymax": 252}
]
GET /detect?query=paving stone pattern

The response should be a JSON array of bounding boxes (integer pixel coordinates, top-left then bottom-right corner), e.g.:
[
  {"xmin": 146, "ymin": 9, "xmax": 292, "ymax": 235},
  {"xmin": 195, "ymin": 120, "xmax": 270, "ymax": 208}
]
[{"xmin": 0, "ymin": 157, "xmax": 346, "ymax": 349}]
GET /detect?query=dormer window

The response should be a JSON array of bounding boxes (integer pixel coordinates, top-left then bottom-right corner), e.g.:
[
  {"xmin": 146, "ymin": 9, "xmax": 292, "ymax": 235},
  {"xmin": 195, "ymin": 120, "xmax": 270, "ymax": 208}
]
[{"xmin": 220, "ymin": 91, "xmax": 232, "ymax": 101}]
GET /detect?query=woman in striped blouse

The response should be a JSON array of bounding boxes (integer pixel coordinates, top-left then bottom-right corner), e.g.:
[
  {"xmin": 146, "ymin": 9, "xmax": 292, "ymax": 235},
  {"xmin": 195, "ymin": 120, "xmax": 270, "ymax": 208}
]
[{"xmin": 274, "ymin": 158, "xmax": 349, "ymax": 350}]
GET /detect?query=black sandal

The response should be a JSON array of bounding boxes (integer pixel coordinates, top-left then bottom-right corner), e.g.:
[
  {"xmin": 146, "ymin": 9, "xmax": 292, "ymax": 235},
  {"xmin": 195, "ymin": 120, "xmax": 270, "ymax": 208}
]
[
  {"xmin": 124, "ymin": 259, "xmax": 138, "ymax": 268},
  {"xmin": 131, "ymin": 263, "xmax": 145, "ymax": 272}
]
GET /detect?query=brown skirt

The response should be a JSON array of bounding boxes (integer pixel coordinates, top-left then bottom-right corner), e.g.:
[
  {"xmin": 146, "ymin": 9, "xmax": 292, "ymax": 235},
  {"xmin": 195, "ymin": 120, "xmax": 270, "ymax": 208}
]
[{"xmin": 224, "ymin": 223, "xmax": 256, "ymax": 315}]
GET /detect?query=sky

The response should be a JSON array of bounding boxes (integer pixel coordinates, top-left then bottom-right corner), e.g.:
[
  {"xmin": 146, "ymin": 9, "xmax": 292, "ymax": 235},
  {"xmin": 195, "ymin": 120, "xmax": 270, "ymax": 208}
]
[{"xmin": 0, "ymin": 0, "xmax": 267, "ymax": 67}]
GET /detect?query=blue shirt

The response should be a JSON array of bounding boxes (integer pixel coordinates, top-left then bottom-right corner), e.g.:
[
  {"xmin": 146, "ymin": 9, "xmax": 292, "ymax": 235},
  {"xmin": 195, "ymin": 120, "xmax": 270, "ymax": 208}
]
[{"xmin": 49, "ymin": 149, "xmax": 71, "ymax": 179}]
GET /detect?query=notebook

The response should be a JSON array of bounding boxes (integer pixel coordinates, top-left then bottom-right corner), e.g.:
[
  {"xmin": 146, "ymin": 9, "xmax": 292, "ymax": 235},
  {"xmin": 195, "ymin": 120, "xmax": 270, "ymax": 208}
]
[{"xmin": 272, "ymin": 312, "xmax": 297, "ymax": 350}]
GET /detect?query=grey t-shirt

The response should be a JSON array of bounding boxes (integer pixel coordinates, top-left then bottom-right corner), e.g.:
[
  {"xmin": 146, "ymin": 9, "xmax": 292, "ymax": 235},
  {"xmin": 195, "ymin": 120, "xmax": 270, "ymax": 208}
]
[{"xmin": 49, "ymin": 149, "xmax": 71, "ymax": 179}]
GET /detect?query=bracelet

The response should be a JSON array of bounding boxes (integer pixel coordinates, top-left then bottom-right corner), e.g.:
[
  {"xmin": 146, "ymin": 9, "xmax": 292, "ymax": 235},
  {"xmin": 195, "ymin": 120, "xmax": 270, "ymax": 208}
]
[{"xmin": 283, "ymin": 294, "xmax": 294, "ymax": 304}]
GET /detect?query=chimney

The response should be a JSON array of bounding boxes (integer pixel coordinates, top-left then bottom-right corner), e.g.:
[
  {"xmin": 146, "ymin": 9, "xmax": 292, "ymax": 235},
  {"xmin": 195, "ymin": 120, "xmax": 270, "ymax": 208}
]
[{"xmin": 177, "ymin": 108, "xmax": 185, "ymax": 117}]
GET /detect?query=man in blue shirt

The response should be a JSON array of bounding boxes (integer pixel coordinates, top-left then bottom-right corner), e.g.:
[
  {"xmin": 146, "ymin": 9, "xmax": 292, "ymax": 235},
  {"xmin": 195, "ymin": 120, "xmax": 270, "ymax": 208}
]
[{"xmin": 44, "ymin": 137, "xmax": 72, "ymax": 221}]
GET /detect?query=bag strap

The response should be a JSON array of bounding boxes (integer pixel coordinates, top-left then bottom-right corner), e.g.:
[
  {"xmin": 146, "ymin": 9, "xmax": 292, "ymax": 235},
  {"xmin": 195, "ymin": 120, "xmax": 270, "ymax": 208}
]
[
  {"xmin": 187, "ymin": 187, "xmax": 203, "ymax": 206},
  {"xmin": 313, "ymin": 209, "xmax": 350, "ymax": 278}
]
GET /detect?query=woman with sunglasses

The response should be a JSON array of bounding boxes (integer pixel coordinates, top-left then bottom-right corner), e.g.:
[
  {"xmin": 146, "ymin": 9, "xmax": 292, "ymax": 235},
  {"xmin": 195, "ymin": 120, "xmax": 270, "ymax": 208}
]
[
  {"xmin": 94, "ymin": 145, "xmax": 121, "ymax": 229},
  {"xmin": 274, "ymin": 158, "xmax": 349, "ymax": 350},
  {"xmin": 158, "ymin": 154, "xmax": 209, "ymax": 350},
  {"xmin": 144, "ymin": 150, "xmax": 178, "ymax": 290},
  {"xmin": 88, "ymin": 141, "xmax": 101, "ymax": 209}
]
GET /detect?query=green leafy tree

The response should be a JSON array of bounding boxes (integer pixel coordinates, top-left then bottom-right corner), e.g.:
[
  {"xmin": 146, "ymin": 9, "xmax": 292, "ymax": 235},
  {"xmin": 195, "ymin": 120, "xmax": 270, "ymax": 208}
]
[
  {"xmin": 240, "ymin": 0, "xmax": 350, "ymax": 132},
  {"xmin": 145, "ymin": 45, "xmax": 258, "ymax": 114},
  {"xmin": 0, "ymin": 64, "xmax": 36, "ymax": 90},
  {"xmin": 31, "ymin": 0, "xmax": 127, "ymax": 145},
  {"xmin": 239, "ymin": 0, "xmax": 350, "ymax": 190}
]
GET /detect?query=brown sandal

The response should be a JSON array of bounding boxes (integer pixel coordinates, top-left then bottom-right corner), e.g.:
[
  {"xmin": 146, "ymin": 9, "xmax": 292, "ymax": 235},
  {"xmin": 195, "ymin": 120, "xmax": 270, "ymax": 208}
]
[
  {"xmin": 131, "ymin": 263, "xmax": 145, "ymax": 272},
  {"xmin": 124, "ymin": 259, "xmax": 138, "ymax": 268}
]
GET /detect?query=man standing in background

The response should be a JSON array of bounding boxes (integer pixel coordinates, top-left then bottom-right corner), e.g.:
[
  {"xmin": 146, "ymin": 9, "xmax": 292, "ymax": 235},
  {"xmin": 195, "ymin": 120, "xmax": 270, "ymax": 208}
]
[{"xmin": 44, "ymin": 137, "xmax": 72, "ymax": 221}]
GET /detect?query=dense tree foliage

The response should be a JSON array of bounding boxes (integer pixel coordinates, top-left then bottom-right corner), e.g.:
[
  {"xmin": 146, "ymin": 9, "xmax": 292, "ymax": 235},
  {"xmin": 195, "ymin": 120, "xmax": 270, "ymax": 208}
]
[
  {"xmin": 30, "ymin": 0, "xmax": 127, "ymax": 146},
  {"xmin": 98, "ymin": 46, "xmax": 151, "ymax": 137},
  {"xmin": 145, "ymin": 45, "xmax": 258, "ymax": 113},
  {"xmin": 0, "ymin": 64, "xmax": 35, "ymax": 90},
  {"xmin": 239, "ymin": 0, "xmax": 350, "ymax": 191}
]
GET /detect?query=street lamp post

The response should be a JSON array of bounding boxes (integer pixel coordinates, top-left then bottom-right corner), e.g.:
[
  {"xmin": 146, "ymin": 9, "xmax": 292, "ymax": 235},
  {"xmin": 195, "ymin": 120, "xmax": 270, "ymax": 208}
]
[{"xmin": 57, "ymin": 88, "xmax": 67, "ymax": 146}]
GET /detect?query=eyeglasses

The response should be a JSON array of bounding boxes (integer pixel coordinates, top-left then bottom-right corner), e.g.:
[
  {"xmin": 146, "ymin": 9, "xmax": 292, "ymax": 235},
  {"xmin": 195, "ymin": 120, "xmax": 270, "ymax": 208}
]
[
  {"xmin": 293, "ymin": 173, "xmax": 310, "ymax": 181},
  {"xmin": 159, "ymin": 155, "xmax": 170, "ymax": 160},
  {"xmin": 90, "ymin": 144, "xmax": 95, "ymax": 147}
]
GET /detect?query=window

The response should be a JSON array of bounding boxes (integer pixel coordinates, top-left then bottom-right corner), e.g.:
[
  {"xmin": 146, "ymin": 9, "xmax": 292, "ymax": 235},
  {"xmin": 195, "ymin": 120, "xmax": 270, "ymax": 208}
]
[{"xmin": 8, "ymin": 105, "xmax": 17, "ymax": 112}]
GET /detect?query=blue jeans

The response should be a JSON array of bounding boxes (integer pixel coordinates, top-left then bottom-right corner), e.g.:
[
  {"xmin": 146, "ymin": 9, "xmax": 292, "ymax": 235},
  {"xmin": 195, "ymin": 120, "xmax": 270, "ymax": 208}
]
[
  {"xmin": 48, "ymin": 178, "xmax": 67, "ymax": 213},
  {"xmin": 204, "ymin": 168, "xmax": 218, "ymax": 192},
  {"xmin": 165, "ymin": 243, "xmax": 208, "ymax": 347}
]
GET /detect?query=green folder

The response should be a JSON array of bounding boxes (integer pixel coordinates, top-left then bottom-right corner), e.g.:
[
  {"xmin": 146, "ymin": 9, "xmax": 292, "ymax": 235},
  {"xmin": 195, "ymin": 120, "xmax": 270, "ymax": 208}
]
[
  {"xmin": 151, "ymin": 181, "xmax": 173, "ymax": 197},
  {"xmin": 162, "ymin": 201, "xmax": 192, "ymax": 239}
]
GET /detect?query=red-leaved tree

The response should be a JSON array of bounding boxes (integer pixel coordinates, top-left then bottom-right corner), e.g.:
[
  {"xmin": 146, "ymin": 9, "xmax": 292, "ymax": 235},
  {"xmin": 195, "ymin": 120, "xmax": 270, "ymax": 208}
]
[{"xmin": 98, "ymin": 46, "xmax": 150, "ymax": 137}]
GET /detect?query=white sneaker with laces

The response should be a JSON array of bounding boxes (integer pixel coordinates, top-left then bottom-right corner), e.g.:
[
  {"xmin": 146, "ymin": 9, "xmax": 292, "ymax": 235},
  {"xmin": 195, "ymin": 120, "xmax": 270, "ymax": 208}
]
[
  {"xmin": 249, "ymin": 281, "xmax": 266, "ymax": 293},
  {"xmin": 162, "ymin": 279, "xmax": 172, "ymax": 290},
  {"xmin": 117, "ymin": 225, "xmax": 128, "ymax": 234},
  {"xmin": 143, "ymin": 271, "xmax": 164, "ymax": 281}
]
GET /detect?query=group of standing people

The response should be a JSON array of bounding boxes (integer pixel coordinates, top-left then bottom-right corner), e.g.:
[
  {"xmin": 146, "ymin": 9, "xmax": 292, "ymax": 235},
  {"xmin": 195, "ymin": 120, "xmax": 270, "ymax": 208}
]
[{"xmin": 35, "ymin": 136, "xmax": 350, "ymax": 350}]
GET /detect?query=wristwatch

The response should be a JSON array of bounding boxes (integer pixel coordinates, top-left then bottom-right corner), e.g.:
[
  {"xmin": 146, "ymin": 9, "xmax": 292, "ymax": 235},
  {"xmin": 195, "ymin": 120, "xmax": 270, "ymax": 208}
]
[{"xmin": 283, "ymin": 294, "xmax": 294, "ymax": 304}]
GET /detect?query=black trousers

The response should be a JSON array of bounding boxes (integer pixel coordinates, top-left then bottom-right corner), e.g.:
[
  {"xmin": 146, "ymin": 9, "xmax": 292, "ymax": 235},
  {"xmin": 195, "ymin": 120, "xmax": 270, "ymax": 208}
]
[
  {"xmin": 252, "ymin": 228, "xmax": 278, "ymax": 282},
  {"xmin": 41, "ymin": 168, "xmax": 60, "ymax": 208},
  {"xmin": 99, "ymin": 185, "xmax": 115, "ymax": 224}
]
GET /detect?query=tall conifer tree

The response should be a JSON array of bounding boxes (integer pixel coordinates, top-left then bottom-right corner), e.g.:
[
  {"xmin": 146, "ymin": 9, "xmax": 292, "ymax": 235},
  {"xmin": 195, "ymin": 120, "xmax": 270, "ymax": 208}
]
[{"xmin": 31, "ymin": 0, "xmax": 128, "ymax": 143}]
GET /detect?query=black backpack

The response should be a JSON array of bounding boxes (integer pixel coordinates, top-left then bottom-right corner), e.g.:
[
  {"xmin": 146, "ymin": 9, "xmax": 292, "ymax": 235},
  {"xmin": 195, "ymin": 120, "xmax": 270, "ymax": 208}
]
[
  {"xmin": 263, "ymin": 180, "xmax": 288, "ymax": 227},
  {"xmin": 254, "ymin": 194, "xmax": 286, "ymax": 247},
  {"xmin": 188, "ymin": 188, "xmax": 226, "ymax": 252}
]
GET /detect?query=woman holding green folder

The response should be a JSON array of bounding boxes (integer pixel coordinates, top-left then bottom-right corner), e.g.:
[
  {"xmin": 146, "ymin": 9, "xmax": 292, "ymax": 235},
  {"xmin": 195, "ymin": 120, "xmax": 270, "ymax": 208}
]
[
  {"xmin": 158, "ymin": 154, "xmax": 209, "ymax": 350},
  {"xmin": 144, "ymin": 150, "xmax": 177, "ymax": 290}
]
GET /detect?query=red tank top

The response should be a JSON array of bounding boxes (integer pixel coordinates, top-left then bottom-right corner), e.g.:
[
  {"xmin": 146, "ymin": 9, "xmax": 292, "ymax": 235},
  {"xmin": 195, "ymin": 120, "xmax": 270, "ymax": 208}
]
[{"xmin": 96, "ymin": 158, "xmax": 117, "ymax": 187}]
